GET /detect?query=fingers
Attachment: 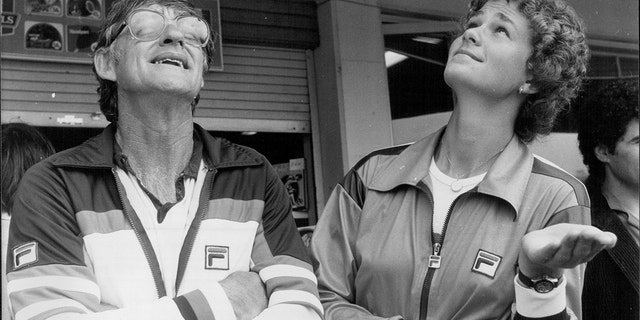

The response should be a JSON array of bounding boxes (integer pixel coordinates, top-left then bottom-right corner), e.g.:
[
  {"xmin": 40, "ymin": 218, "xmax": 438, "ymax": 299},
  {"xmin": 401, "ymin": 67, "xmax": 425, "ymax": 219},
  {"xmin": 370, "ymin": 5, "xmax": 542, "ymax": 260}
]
[
  {"xmin": 521, "ymin": 224, "xmax": 618, "ymax": 271},
  {"xmin": 546, "ymin": 226, "xmax": 617, "ymax": 268},
  {"xmin": 573, "ymin": 230, "xmax": 617, "ymax": 264},
  {"xmin": 220, "ymin": 271, "xmax": 268, "ymax": 319}
]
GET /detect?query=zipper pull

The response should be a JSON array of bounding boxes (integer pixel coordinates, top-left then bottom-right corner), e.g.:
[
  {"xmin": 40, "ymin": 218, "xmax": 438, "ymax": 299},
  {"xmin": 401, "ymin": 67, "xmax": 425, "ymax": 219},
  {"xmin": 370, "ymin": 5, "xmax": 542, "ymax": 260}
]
[{"xmin": 428, "ymin": 242, "xmax": 441, "ymax": 269}]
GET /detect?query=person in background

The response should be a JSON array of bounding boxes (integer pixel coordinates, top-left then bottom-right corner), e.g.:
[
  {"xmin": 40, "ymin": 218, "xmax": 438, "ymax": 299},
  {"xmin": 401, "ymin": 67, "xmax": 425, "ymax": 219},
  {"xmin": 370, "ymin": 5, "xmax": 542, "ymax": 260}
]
[
  {"xmin": 578, "ymin": 79, "xmax": 639, "ymax": 319},
  {"xmin": 1, "ymin": 122, "xmax": 56, "ymax": 320},
  {"xmin": 5, "ymin": 0, "xmax": 323, "ymax": 319},
  {"xmin": 311, "ymin": 0, "xmax": 617, "ymax": 319}
]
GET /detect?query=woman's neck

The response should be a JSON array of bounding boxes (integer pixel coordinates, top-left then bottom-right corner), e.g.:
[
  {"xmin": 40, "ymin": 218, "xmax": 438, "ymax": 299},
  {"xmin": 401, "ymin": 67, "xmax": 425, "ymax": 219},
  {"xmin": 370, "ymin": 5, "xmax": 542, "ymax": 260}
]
[{"xmin": 435, "ymin": 95, "xmax": 518, "ymax": 178}]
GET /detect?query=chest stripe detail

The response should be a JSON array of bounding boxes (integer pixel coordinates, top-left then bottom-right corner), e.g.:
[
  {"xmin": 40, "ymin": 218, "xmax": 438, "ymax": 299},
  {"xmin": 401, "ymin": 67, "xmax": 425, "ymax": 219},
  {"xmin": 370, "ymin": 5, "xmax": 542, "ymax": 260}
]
[{"xmin": 76, "ymin": 210, "xmax": 131, "ymax": 235}]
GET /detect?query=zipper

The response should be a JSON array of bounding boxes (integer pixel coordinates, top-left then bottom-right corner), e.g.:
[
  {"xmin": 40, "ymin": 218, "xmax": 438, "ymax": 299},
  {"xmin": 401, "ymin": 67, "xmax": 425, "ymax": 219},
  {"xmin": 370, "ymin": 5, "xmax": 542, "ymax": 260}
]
[
  {"xmin": 112, "ymin": 168, "xmax": 166, "ymax": 298},
  {"xmin": 419, "ymin": 194, "xmax": 464, "ymax": 320},
  {"xmin": 428, "ymin": 242, "xmax": 442, "ymax": 269},
  {"xmin": 174, "ymin": 167, "xmax": 216, "ymax": 292}
]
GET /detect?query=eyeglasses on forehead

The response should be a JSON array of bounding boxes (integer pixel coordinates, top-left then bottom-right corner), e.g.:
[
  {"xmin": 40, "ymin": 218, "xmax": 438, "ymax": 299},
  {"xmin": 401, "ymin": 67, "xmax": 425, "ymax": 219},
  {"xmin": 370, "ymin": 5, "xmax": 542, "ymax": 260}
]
[{"xmin": 114, "ymin": 8, "xmax": 210, "ymax": 47}]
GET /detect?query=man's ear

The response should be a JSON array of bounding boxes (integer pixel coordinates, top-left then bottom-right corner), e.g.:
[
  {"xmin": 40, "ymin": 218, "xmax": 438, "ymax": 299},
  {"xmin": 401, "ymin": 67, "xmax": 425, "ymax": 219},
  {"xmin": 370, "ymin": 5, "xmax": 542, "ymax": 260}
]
[
  {"xmin": 200, "ymin": 57, "xmax": 207, "ymax": 88},
  {"xmin": 94, "ymin": 48, "xmax": 117, "ymax": 81},
  {"xmin": 594, "ymin": 144, "xmax": 611, "ymax": 163}
]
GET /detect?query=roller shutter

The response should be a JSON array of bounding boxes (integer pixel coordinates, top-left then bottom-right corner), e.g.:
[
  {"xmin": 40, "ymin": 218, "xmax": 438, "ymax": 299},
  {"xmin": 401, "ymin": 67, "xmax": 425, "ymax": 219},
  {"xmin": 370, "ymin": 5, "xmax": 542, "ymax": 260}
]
[{"xmin": 1, "ymin": 44, "xmax": 312, "ymax": 133}]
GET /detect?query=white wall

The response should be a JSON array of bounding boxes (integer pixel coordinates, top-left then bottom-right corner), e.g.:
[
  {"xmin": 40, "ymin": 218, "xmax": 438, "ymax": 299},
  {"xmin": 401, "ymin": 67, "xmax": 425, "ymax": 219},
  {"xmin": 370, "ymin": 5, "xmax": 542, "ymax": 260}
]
[
  {"xmin": 392, "ymin": 111, "xmax": 451, "ymax": 145},
  {"xmin": 313, "ymin": 0, "xmax": 394, "ymax": 204},
  {"xmin": 529, "ymin": 133, "xmax": 588, "ymax": 181},
  {"xmin": 336, "ymin": 0, "xmax": 394, "ymax": 167}
]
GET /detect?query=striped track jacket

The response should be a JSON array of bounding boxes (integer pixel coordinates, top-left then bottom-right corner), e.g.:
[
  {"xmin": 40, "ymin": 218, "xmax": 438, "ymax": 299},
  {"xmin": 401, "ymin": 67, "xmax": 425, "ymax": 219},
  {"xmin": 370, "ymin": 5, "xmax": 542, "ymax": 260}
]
[
  {"xmin": 311, "ymin": 126, "xmax": 590, "ymax": 320},
  {"xmin": 6, "ymin": 123, "xmax": 323, "ymax": 319}
]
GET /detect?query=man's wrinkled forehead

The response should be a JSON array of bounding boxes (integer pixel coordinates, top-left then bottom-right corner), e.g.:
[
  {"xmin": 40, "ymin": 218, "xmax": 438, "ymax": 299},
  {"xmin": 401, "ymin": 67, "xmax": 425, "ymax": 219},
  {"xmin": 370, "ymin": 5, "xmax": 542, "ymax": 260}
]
[
  {"xmin": 133, "ymin": 0, "xmax": 196, "ymax": 14},
  {"xmin": 104, "ymin": 0, "xmax": 197, "ymax": 38},
  {"xmin": 111, "ymin": 0, "xmax": 196, "ymax": 23}
]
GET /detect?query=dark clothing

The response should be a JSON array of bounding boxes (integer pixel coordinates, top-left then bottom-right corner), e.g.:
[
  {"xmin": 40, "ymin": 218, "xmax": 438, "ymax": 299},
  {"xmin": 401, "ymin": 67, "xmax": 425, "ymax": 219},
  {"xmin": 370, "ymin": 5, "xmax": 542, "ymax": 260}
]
[{"xmin": 582, "ymin": 188, "xmax": 639, "ymax": 320}]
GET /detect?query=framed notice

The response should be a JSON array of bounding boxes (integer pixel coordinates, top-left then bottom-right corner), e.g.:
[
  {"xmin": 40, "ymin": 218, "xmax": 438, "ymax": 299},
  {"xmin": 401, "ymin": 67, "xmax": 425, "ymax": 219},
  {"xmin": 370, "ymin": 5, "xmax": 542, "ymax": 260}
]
[
  {"xmin": 1, "ymin": 0, "xmax": 223, "ymax": 70},
  {"xmin": 273, "ymin": 159, "xmax": 308, "ymax": 211}
]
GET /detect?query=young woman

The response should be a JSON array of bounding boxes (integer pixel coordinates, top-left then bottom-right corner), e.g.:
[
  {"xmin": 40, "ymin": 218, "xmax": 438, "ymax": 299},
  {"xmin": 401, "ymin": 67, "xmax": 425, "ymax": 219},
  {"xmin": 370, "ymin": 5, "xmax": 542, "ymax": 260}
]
[{"xmin": 311, "ymin": 0, "xmax": 616, "ymax": 319}]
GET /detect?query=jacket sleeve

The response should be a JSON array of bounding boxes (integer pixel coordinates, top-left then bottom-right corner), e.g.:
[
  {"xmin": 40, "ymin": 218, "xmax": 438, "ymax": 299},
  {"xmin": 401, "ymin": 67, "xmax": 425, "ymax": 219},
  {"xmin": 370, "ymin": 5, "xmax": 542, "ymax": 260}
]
[
  {"xmin": 6, "ymin": 165, "xmax": 141, "ymax": 318},
  {"xmin": 249, "ymin": 162, "xmax": 324, "ymax": 319},
  {"xmin": 513, "ymin": 204, "xmax": 590, "ymax": 320},
  {"xmin": 310, "ymin": 169, "xmax": 403, "ymax": 320}
]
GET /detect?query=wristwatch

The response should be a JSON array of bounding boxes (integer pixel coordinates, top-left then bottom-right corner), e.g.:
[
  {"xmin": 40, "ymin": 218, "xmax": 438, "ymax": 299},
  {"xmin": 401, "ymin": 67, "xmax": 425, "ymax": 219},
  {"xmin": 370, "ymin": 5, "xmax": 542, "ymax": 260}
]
[{"xmin": 518, "ymin": 271, "xmax": 561, "ymax": 293}]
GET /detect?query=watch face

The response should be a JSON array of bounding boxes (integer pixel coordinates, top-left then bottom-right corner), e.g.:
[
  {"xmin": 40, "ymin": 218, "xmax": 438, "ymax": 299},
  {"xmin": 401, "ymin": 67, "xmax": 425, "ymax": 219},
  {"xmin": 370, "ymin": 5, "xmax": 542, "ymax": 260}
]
[{"xmin": 534, "ymin": 280, "xmax": 555, "ymax": 293}]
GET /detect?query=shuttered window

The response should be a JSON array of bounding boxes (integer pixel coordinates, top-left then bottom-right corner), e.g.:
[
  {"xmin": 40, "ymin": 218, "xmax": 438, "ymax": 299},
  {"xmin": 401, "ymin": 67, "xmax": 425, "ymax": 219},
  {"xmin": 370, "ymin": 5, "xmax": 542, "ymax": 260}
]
[{"xmin": 1, "ymin": 44, "xmax": 311, "ymax": 133}]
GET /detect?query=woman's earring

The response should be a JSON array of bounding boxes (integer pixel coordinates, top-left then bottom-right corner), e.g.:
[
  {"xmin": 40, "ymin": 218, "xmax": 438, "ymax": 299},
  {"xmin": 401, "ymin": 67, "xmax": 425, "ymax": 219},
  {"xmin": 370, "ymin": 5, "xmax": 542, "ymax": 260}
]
[{"xmin": 518, "ymin": 86, "xmax": 525, "ymax": 94}]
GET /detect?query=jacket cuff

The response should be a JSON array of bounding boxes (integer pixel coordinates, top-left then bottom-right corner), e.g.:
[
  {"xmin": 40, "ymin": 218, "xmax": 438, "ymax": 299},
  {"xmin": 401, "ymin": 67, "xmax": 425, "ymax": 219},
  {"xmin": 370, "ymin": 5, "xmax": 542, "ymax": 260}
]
[
  {"xmin": 514, "ymin": 274, "xmax": 567, "ymax": 319},
  {"xmin": 175, "ymin": 284, "xmax": 237, "ymax": 320}
]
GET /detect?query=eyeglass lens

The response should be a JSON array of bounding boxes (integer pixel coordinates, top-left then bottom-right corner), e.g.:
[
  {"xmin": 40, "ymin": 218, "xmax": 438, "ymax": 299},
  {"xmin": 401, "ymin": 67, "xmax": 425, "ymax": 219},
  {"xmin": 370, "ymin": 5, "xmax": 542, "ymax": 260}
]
[{"xmin": 128, "ymin": 10, "xmax": 209, "ymax": 46}]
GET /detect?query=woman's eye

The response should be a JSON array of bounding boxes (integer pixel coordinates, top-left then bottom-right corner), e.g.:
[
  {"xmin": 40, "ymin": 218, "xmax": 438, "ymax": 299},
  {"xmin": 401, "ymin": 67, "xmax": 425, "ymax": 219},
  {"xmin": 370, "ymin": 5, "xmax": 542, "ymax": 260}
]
[{"xmin": 496, "ymin": 26, "xmax": 509, "ymax": 36}]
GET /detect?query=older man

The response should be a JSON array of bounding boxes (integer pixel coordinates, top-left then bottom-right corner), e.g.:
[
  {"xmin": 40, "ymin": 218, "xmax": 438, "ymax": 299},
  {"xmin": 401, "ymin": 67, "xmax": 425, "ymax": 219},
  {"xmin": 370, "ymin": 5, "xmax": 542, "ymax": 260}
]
[{"xmin": 6, "ymin": 1, "xmax": 322, "ymax": 319}]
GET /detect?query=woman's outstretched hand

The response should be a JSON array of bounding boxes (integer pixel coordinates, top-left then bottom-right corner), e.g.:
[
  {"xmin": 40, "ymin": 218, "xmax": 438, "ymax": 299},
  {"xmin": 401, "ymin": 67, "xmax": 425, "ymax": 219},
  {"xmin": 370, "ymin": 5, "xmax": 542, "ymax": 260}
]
[{"xmin": 518, "ymin": 223, "xmax": 617, "ymax": 278}]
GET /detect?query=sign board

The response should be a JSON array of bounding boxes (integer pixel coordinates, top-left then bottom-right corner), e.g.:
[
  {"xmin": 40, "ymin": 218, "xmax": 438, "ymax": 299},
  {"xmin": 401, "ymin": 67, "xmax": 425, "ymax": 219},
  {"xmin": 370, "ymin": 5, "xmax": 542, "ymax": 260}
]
[{"xmin": 1, "ymin": 0, "xmax": 223, "ymax": 70}]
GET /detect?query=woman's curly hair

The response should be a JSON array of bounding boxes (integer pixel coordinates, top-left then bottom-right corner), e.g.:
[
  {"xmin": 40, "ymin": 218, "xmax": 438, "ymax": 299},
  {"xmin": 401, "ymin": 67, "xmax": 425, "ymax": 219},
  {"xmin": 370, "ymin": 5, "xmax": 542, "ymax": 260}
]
[
  {"xmin": 460, "ymin": 0, "xmax": 589, "ymax": 143},
  {"xmin": 91, "ymin": 0, "xmax": 215, "ymax": 122},
  {"xmin": 577, "ymin": 79, "xmax": 639, "ymax": 189}
]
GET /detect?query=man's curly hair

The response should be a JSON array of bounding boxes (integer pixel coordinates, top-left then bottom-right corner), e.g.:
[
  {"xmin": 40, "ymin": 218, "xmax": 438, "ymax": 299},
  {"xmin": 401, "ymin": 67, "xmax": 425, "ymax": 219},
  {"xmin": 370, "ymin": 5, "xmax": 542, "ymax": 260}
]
[
  {"xmin": 91, "ymin": 0, "xmax": 215, "ymax": 122},
  {"xmin": 577, "ymin": 79, "xmax": 639, "ymax": 189},
  {"xmin": 460, "ymin": 0, "xmax": 589, "ymax": 143}
]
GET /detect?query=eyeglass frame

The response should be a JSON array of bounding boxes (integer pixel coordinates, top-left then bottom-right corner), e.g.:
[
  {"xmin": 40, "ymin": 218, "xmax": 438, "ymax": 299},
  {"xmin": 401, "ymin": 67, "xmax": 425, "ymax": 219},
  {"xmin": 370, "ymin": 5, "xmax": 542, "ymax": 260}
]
[{"xmin": 113, "ymin": 8, "xmax": 211, "ymax": 48}]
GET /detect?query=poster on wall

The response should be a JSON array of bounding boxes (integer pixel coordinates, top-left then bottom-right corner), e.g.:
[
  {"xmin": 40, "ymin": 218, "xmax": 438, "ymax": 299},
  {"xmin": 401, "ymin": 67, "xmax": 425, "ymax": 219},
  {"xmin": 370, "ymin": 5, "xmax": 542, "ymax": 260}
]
[
  {"xmin": 24, "ymin": 21, "xmax": 63, "ymax": 50},
  {"xmin": 1, "ymin": 0, "xmax": 223, "ymax": 70},
  {"xmin": 67, "ymin": 0, "xmax": 102, "ymax": 19},
  {"xmin": 273, "ymin": 159, "xmax": 307, "ymax": 211},
  {"xmin": 25, "ymin": 0, "xmax": 63, "ymax": 16},
  {"xmin": 66, "ymin": 24, "xmax": 99, "ymax": 52}
]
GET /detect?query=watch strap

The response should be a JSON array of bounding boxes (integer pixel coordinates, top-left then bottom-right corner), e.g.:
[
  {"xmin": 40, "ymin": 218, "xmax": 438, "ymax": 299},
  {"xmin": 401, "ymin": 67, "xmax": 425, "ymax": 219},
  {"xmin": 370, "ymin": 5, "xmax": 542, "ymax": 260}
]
[
  {"xmin": 517, "ymin": 270, "xmax": 536, "ymax": 287},
  {"xmin": 518, "ymin": 270, "xmax": 562, "ymax": 293}
]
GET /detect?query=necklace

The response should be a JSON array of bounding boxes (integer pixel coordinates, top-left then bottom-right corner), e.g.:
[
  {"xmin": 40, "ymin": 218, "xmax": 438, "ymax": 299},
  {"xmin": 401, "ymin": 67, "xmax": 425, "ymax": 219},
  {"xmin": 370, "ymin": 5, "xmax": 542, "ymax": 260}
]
[{"xmin": 441, "ymin": 136, "xmax": 512, "ymax": 192}]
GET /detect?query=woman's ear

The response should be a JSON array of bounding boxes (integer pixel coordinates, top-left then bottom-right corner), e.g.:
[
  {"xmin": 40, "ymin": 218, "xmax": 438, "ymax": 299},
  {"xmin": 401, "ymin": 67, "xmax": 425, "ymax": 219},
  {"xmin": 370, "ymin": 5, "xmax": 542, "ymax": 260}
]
[
  {"xmin": 524, "ymin": 70, "xmax": 539, "ymax": 94},
  {"xmin": 521, "ymin": 81, "xmax": 539, "ymax": 94},
  {"xmin": 594, "ymin": 144, "xmax": 611, "ymax": 163},
  {"xmin": 94, "ymin": 48, "xmax": 117, "ymax": 81}
]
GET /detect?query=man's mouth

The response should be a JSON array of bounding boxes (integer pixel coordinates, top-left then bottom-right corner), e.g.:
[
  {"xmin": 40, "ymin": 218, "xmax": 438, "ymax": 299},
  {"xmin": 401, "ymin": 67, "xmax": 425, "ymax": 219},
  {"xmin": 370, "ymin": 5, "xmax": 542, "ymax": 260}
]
[{"xmin": 154, "ymin": 58, "xmax": 185, "ymax": 69}]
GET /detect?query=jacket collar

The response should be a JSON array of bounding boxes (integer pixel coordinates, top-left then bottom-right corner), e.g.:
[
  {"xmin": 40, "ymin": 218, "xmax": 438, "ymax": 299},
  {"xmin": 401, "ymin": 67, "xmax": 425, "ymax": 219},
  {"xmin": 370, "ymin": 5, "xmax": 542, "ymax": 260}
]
[
  {"xmin": 51, "ymin": 123, "xmax": 117, "ymax": 169},
  {"xmin": 195, "ymin": 124, "xmax": 264, "ymax": 169},
  {"xmin": 369, "ymin": 126, "xmax": 533, "ymax": 216},
  {"xmin": 51, "ymin": 123, "xmax": 263, "ymax": 170}
]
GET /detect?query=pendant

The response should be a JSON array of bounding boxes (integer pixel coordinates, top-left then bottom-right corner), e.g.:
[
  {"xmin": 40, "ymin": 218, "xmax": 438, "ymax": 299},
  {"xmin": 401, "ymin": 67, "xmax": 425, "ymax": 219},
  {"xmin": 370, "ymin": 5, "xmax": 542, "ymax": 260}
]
[{"xmin": 450, "ymin": 180, "xmax": 464, "ymax": 192}]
